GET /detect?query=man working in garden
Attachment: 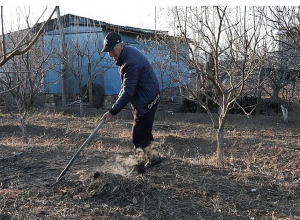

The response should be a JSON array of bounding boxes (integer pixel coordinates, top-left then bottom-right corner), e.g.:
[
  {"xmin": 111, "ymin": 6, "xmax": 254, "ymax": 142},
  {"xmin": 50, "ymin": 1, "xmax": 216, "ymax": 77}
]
[{"xmin": 100, "ymin": 32, "xmax": 162, "ymax": 174}]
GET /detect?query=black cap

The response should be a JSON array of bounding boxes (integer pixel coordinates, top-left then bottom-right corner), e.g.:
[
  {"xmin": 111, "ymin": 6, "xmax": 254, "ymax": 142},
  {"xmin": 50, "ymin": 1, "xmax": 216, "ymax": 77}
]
[{"xmin": 101, "ymin": 32, "xmax": 122, "ymax": 52}]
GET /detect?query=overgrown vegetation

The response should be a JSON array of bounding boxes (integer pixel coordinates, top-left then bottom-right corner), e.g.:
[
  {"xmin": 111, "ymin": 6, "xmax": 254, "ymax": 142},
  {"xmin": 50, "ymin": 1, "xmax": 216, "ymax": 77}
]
[{"xmin": 146, "ymin": 6, "xmax": 300, "ymax": 165}]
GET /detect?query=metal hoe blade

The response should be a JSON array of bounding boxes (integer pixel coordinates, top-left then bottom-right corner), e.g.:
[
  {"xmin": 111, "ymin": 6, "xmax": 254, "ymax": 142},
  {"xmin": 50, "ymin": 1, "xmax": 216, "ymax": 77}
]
[{"xmin": 56, "ymin": 120, "xmax": 105, "ymax": 182}]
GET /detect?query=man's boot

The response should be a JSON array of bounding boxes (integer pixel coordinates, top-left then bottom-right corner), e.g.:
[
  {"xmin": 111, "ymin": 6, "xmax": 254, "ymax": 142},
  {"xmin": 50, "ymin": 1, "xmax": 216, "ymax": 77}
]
[
  {"xmin": 144, "ymin": 141, "xmax": 162, "ymax": 169},
  {"xmin": 134, "ymin": 147, "xmax": 147, "ymax": 175}
]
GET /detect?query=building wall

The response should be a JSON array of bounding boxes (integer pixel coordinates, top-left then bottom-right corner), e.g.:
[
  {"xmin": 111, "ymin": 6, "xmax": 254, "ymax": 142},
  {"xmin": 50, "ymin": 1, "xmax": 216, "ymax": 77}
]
[
  {"xmin": 44, "ymin": 25, "xmax": 107, "ymax": 95},
  {"xmin": 42, "ymin": 21, "xmax": 185, "ymax": 109},
  {"xmin": 44, "ymin": 27, "xmax": 182, "ymax": 95}
]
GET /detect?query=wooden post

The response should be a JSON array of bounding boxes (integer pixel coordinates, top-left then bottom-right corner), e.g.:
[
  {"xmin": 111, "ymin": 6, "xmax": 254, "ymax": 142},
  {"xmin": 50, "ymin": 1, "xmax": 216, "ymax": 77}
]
[
  {"xmin": 88, "ymin": 61, "xmax": 93, "ymax": 107},
  {"xmin": 56, "ymin": 6, "xmax": 69, "ymax": 107}
]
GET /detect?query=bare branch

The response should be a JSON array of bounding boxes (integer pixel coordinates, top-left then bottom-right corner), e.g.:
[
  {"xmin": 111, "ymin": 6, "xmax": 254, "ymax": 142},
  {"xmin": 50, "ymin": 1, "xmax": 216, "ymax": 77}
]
[{"xmin": 0, "ymin": 6, "xmax": 57, "ymax": 67}]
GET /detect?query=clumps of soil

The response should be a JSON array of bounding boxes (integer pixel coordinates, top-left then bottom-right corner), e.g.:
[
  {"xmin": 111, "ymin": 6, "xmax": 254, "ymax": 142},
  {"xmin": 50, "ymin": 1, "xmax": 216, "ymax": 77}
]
[
  {"xmin": 66, "ymin": 170, "xmax": 163, "ymax": 218},
  {"xmin": 86, "ymin": 172, "xmax": 150, "ymax": 202}
]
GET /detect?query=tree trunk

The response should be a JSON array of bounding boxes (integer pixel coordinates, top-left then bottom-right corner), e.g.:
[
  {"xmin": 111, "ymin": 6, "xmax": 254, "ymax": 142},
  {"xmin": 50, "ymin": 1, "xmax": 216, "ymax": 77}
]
[
  {"xmin": 272, "ymin": 86, "xmax": 280, "ymax": 102},
  {"xmin": 56, "ymin": 7, "xmax": 69, "ymax": 107},
  {"xmin": 79, "ymin": 99, "xmax": 84, "ymax": 117},
  {"xmin": 216, "ymin": 127, "xmax": 224, "ymax": 167},
  {"xmin": 19, "ymin": 116, "xmax": 28, "ymax": 143},
  {"xmin": 78, "ymin": 78, "xmax": 84, "ymax": 117},
  {"xmin": 255, "ymin": 68, "xmax": 264, "ymax": 116},
  {"xmin": 88, "ymin": 62, "xmax": 93, "ymax": 107},
  {"xmin": 217, "ymin": 102, "xmax": 226, "ymax": 167},
  {"xmin": 280, "ymin": 104, "xmax": 288, "ymax": 122}
]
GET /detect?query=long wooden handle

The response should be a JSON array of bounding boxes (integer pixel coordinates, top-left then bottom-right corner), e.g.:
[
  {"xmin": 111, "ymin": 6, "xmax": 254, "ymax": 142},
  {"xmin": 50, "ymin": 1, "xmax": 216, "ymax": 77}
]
[{"xmin": 56, "ymin": 120, "xmax": 105, "ymax": 182}]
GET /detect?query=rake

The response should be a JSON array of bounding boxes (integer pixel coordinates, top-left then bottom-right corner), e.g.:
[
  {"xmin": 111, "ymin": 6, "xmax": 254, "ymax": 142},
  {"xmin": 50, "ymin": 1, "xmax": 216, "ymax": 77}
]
[{"xmin": 56, "ymin": 120, "xmax": 105, "ymax": 182}]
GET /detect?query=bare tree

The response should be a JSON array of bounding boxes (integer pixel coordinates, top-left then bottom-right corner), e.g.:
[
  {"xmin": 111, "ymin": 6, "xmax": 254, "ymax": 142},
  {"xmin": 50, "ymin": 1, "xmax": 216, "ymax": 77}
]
[
  {"xmin": 0, "ymin": 6, "xmax": 57, "ymax": 67},
  {"xmin": 65, "ymin": 16, "xmax": 114, "ymax": 116},
  {"xmin": 258, "ymin": 6, "xmax": 300, "ymax": 122},
  {"xmin": 0, "ymin": 7, "xmax": 58, "ymax": 141},
  {"xmin": 154, "ymin": 6, "xmax": 265, "ymax": 166}
]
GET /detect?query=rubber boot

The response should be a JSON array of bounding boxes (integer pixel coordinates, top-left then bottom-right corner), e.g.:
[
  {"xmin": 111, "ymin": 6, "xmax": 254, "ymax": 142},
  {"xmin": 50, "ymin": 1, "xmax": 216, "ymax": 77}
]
[
  {"xmin": 144, "ymin": 142, "xmax": 162, "ymax": 169},
  {"xmin": 134, "ymin": 147, "xmax": 146, "ymax": 175}
]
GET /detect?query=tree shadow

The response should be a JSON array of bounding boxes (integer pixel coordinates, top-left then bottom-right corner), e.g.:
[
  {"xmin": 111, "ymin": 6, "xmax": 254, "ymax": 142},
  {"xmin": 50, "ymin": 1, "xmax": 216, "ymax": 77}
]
[
  {"xmin": 161, "ymin": 135, "xmax": 216, "ymax": 158},
  {"xmin": 1, "ymin": 139, "xmax": 299, "ymax": 219}
]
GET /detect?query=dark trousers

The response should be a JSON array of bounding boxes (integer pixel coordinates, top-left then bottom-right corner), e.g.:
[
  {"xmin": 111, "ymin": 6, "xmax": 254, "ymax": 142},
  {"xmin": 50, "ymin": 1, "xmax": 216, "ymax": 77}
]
[{"xmin": 132, "ymin": 101, "xmax": 158, "ymax": 148}]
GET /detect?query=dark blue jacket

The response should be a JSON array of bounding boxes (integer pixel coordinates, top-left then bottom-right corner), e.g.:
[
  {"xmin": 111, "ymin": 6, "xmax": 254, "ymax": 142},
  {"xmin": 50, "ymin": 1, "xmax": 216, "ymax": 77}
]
[{"xmin": 109, "ymin": 46, "xmax": 159, "ymax": 116}]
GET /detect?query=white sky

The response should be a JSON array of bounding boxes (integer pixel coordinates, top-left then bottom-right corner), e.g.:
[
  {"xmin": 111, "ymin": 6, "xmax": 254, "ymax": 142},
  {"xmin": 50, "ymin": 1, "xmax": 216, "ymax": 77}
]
[
  {"xmin": 2, "ymin": 1, "xmax": 168, "ymax": 33},
  {"xmin": 1, "ymin": 0, "xmax": 299, "ymax": 33}
]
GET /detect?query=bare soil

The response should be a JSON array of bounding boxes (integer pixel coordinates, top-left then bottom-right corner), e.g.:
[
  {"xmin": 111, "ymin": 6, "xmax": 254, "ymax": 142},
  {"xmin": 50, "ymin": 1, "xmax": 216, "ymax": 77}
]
[{"xmin": 0, "ymin": 106, "xmax": 300, "ymax": 219}]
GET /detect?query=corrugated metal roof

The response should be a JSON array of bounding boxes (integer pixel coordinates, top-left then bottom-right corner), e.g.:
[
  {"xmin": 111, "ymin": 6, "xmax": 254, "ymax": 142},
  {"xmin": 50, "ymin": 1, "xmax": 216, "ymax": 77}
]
[{"xmin": 48, "ymin": 13, "xmax": 168, "ymax": 35}]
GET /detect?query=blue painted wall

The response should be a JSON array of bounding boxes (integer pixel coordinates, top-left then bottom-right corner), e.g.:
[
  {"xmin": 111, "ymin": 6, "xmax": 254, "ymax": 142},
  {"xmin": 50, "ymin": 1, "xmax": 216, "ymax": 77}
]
[
  {"xmin": 43, "ymin": 25, "xmax": 184, "ymax": 96},
  {"xmin": 44, "ymin": 25, "xmax": 108, "ymax": 94}
]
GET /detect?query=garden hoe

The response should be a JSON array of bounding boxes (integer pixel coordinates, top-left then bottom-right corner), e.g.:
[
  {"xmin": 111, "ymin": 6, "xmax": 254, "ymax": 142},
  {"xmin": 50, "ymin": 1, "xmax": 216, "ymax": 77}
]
[{"xmin": 56, "ymin": 120, "xmax": 105, "ymax": 183}]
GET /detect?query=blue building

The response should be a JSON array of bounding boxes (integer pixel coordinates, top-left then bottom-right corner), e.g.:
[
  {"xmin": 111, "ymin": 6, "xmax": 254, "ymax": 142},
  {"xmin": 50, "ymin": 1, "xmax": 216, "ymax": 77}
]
[{"xmin": 40, "ymin": 13, "xmax": 181, "ymax": 108}]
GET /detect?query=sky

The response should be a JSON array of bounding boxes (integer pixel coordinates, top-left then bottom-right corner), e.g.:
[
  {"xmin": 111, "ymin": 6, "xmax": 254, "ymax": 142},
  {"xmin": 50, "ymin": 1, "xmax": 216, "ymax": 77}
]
[
  {"xmin": 1, "ymin": 1, "xmax": 171, "ymax": 33},
  {"xmin": 1, "ymin": 0, "xmax": 299, "ymax": 34}
]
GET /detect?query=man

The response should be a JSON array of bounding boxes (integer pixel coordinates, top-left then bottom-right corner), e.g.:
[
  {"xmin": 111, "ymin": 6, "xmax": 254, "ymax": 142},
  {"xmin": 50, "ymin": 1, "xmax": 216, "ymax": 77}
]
[{"xmin": 100, "ymin": 32, "xmax": 162, "ymax": 174}]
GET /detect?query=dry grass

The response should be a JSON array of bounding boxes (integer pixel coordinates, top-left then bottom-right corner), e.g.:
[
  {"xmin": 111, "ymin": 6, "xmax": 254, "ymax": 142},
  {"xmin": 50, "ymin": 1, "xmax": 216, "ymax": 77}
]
[{"xmin": 0, "ymin": 107, "xmax": 300, "ymax": 219}]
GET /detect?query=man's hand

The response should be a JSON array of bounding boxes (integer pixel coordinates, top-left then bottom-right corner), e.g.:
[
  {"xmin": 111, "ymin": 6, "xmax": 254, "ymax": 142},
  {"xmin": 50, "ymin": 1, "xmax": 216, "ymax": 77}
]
[{"xmin": 101, "ymin": 111, "xmax": 113, "ymax": 123}]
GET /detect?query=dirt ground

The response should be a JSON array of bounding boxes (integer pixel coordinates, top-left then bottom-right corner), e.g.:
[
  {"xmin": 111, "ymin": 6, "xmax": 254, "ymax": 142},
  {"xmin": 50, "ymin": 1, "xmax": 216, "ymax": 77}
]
[{"xmin": 0, "ymin": 106, "xmax": 300, "ymax": 220}]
